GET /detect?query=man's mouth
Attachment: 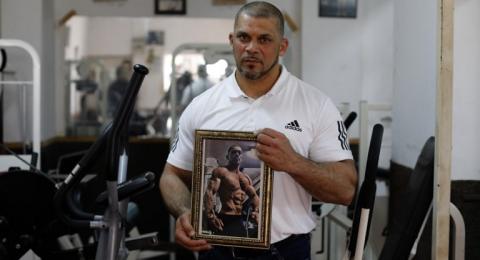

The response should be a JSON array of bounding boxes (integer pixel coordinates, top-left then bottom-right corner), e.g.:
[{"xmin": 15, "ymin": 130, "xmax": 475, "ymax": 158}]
[{"xmin": 242, "ymin": 57, "xmax": 261, "ymax": 64}]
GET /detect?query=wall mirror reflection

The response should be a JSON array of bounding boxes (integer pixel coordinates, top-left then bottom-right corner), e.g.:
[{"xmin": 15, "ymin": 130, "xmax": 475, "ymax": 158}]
[{"xmin": 63, "ymin": 16, "xmax": 233, "ymax": 138}]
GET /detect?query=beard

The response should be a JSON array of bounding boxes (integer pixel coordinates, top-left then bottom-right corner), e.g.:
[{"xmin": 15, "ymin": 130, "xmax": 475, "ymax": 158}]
[{"xmin": 237, "ymin": 56, "xmax": 279, "ymax": 80}]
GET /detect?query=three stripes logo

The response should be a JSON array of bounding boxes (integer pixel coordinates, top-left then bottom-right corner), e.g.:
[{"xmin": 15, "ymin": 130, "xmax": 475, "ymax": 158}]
[
  {"xmin": 337, "ymin": 121, "xmax": 350, "ymax": 150},
  {"xmin": 285, "ymin": 120, "xmax": 302, "ymax": 132},
  {"xmin": 171, "ymin": 125, "xmax": 180, "ymax": 152}
]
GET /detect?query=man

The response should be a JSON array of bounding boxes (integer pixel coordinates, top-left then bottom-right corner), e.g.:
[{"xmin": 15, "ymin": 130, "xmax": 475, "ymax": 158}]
[
  {"xmin": 107, "ymin": 60, "xmax": 132, "ymax": 117},
  {"xmin": 180, "ymin": 64, "xmax": 214, "ymax": 110},
  {"xmin": 203, "ymin": 145, "xmax": 260, "ymax": 238},
  {"xmin": 160, "ymin": 1, "xmax": 357, "ymax": 259}
]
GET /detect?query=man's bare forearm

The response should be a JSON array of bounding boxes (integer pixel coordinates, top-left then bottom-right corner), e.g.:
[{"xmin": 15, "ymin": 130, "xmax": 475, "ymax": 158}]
[
  {"xmin": 245, "ymin": 185, "xmax": 260, "ymax": 211},
  {"xmin": 288, "ymin": 157, "xmax": 357, "ymax": 205},
  {"xmin": 256, "ymin": 128, "xmax": 357, "ymax": 206},
  {"xmin": 159, "ymin": 164, "xmax": 192, "ymax": 218},
  {"xmin": 204, "ymin": 190, "xmax": 216, "ymax": 217}
]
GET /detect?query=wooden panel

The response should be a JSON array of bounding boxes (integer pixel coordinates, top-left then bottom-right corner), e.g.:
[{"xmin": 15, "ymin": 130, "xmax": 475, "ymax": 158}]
[{"xmin": 433, "ymin": 0, "xmax": 454, "ymax": 259}]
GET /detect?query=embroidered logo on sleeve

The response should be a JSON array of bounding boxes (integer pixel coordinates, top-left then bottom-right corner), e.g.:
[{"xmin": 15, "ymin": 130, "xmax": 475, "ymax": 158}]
[
  {"xmin": 285, "ymin": 120, "xmax": 303, "ymax": 132},
  {"xmin": 171, "ymin": 125, "xmax": 180, "ymax": 152},
  {"xmin": 337, "ymin": 121, "xmax": 350, "ymax": 150}
]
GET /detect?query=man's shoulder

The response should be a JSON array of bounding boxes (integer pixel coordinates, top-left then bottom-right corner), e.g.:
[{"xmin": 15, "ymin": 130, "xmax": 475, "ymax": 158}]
[
  {"xmin": 283, "ymin": 74, "xmax": 332, "ymax": 106},
  {"xmin": 212, "ymin": 166, "xmax": 228, "ymax": 175},
  {"xmin": 188, "ymin": 79, "xmax": 228, "ymax": 104},
  {"xmin": 181, "ymin": 81, "xmax": 225, "ymax": 116}
]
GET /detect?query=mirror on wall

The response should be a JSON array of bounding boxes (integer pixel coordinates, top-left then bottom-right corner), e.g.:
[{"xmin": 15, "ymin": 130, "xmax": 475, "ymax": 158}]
[{"xmin": 63, "ymin": 16, "xmax": 233, "ymax": 138}]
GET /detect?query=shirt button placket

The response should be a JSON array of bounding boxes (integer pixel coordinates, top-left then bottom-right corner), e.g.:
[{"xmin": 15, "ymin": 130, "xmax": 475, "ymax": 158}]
[{"xmin": 247, "ymin": 100, "xmax": 260, "ymax": 131}]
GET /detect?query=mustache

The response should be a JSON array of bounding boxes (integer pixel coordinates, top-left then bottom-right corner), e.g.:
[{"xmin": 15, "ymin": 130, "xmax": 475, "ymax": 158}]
[{"xmin": 241, "ymin": 56, "xmax": 262, "ymax": 63}]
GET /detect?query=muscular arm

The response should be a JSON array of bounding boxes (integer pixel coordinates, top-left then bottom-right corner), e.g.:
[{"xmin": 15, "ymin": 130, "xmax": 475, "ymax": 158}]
[
  {"xmin": 256, "ymin": 128, "xmax": 357, "ymax": 205},
  {"xmin": 240, "ymin": 174, "xmax": 260, "ymax": 211},
  {"xmin": 287, "ymin": 158, "xmax": 356, "ymax": 205},
  {"xmin": 204, "ymin": 169, "xmax": 221, "ymax": 219},
  {"xmin": 159, "ymin": 163, "xmax": 192, "ymax": 218},
  {"xmin": 159, "ymin": 163, "xmax": 211, "ymax": 251}
]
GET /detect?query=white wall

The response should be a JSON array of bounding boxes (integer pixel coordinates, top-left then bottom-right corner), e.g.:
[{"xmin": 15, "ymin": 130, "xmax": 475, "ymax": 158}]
[
  {"xmin": 42, "ymin": 0, "xmax": 56, "ymax": 142},
  {"xmin": 452, "ymin": 0, "xmax": 480, "ymax": 180},
  {"xmin": 391, "ymin": 0, "xmax": 438, "ymax": 168},
  {"xmin": 301, "ymin": 0, "xmax": 394, "ymax": 138},
  {"xmin": 0, "ymin": 0, "xmax": 50, "ymax": 142},
  {"xmin": 75, "ymin": 17, "xmax": 233, "ymax": 56}
]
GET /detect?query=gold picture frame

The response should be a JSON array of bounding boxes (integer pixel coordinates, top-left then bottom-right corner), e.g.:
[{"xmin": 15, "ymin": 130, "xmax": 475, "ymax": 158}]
[{"xmin": 191, "ymin": 130, "xmax": 273, "ymax": 249}]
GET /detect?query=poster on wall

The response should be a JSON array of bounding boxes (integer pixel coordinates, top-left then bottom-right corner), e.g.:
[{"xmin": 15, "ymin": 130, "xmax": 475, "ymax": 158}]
[{"xmin": 319, "ymin": 0, "xmax": 357, "ymax": 18}]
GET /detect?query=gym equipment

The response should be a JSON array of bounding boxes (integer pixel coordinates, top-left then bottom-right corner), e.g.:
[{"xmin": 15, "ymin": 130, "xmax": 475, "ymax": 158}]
[
  {"xmin": 0, "ymin": 64, "xmax": 168, "ymax": 259},
  {"xmin": 0, "ymin": 48, "xmax": 6, "ymax": 72},
  {"xmin": 0, "ymin": 39, "xmax": 41, "ymax": 170},
  {"xmin": 53, "ymin": 64, "xmax": 157, "ymax": 260},
  {"xmin": 378, "ymin": 137, "xmax": 435, "ymax": 259},
  {"xmin": 343, "ymin": 124, "xmax": 383, "ymax": 260},
  {"xmin": 343, "ymin": 111, "xmax": 357, "ymax": 130},
  {"xmin": 0, "ymin": 169, "xmax": 57, "ymax": 259}
]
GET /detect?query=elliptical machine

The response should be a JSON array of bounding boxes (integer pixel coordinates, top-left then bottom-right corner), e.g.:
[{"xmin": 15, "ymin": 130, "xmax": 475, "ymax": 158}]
[{"xmin": 53, "ymin": 64, "xmax": 159, "ymax": 260}]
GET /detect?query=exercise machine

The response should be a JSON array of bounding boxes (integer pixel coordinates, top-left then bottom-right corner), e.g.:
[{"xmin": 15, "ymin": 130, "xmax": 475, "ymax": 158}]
[{"xmin": 0, "ymin": 64, "xmax": 165, "ymax": 259}]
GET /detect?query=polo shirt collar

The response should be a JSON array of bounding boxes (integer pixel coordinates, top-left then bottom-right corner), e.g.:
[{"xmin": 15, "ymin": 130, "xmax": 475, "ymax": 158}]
[{"xmin": 226, "ymin": 65, "xmax": 289, "ymax": 99}]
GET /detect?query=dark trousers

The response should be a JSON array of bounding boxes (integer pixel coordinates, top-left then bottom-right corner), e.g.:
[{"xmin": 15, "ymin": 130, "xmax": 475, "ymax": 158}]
[
  {"xmin": 199, "ymin": 233, "xmax": 311, "ymax": 260},
  {"xmin": 214, "ymin": 214, "xmax": 248, "ymax": 237}
]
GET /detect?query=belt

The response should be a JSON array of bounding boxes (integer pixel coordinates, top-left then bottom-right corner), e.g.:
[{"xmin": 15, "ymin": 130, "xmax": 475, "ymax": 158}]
[{"xmin": 230, "ymin": 233, "xmax": 310, "ymax": 259}]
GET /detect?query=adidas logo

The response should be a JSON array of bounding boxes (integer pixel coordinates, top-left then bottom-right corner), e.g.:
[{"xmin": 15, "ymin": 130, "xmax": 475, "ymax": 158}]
[{"xmin": 285, "ymin": 120, "xmax": 302, "ymax": 132}]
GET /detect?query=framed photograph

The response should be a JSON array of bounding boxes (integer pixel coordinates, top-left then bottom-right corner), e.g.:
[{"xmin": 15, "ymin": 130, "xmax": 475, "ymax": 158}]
[
  {"xmin": 154, "ymin": 0, "xmax": 186, "ymax": 15},
  {"xmin": 212, "ymin": 0, "xmax": 246, "ymax": 5},
  {"xmin": 191, "ymin": 130, "xmax": 273, "ymax": 249},
  {"xmin": 319, "ymin": 0, "xmax": 357, "ymax": 18}
]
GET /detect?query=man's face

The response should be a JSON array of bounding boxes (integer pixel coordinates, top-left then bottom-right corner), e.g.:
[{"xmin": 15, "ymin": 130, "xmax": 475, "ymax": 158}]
[
  {"xmin": 227, "ymin": 146, "xmax": 243, "ymax": 165},
  {"xmin": 229, "ymin": 14, "xmax": 288, "ymax": 81}
]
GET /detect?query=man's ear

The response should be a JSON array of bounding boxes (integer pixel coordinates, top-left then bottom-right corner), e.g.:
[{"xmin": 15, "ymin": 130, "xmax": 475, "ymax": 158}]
[
  {"xmin": 279, "ymin": 37, "xmax": 289, "ymax": 57},
  {"xmin": 229, "ymin": 33, "xmax": 234, "ymax": 45}
]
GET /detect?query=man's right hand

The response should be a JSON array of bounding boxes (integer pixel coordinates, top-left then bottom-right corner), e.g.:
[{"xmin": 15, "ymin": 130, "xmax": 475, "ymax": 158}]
[
  {"xmin": 176, "ymin": 212, "xmax": 211, "ymax": 251},
  {"xmin": 207, "ymin": 214, "xmax": 224, "ymax": 231}
]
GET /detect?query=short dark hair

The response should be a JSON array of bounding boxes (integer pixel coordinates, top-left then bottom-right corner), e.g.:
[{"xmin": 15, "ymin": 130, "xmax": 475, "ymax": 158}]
[
  {"xmin": 227, "ymin": 145, "xmax": 242, "ymax": 154},
  {"xmin": 234, "ymin": 1, "xmax": 285, "ymax": 36}
]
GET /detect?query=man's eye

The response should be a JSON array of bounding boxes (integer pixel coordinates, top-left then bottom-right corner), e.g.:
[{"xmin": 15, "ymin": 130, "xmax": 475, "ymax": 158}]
[
  {"xmin": 259, "ymin": 38, "xmax": 271, "ymax": 44},
  {"xmin": 237, "ymin": 35, "xmax": 249, "ymax": 41}
]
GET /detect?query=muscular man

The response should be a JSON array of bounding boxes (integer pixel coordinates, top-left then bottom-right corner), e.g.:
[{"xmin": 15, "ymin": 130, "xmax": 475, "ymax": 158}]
[
  {"xmin": 160, "ymin": 2, "xmax": 357, "ymax": 259},
  {"xmin": 203, "ymin": 145, "xmax": 260, "ymax": 237}
]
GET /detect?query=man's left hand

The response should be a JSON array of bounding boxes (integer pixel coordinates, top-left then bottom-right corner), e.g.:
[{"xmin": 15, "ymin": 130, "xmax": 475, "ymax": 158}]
[{"xmin": 256, "ymin": 128, "xmax": 303, "ymax": 173}]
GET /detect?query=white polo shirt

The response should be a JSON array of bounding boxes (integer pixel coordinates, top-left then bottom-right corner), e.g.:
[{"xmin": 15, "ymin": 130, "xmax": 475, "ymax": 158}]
[{"xmin": 167, "ymin": 66, "xmax": 353, "ymax": 243}]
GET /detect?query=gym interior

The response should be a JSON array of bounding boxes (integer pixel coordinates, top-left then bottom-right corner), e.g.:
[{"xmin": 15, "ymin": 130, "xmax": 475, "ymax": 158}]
[{"xmin": 0, "ymin": 0, "xmax": 478, "ymax": 259}]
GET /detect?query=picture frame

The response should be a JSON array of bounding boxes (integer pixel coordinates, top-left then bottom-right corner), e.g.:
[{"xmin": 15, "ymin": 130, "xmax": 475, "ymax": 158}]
[
  {"xmin": 191, "ymin": 130, "xmax": 273, "ymax": 249},
  {"xmin": 154, "ymin": 0, "xmax": 186, "ymax": 15},
  {"xmin": 212, "ymin": 0, "xmax": 246, "ymax": 5},
  {"xmin": 319, "ymin": 0, "xmax": 357, "ymax": 18}
]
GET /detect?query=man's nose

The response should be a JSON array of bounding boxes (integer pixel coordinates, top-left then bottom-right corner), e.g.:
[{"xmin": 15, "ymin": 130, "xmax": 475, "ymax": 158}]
[{"xmin": 245, "ymin": 40, "xmax": 259, "ymax": 53}]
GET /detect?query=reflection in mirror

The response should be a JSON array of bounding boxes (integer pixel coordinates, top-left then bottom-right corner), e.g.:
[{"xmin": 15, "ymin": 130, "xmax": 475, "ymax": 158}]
[
  {"xmin": 63, "ymin": 16, "xmax": 233, "ymax": 138},
  {"xmin": 165, "ymin": 43, "xmax": 235, "ymax": 138}
]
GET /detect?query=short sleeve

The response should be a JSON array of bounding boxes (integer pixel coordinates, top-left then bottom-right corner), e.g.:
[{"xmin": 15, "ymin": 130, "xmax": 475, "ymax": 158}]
[
  {"xmin": 166, "ymin": 104, "xmax": 196, "ymax": 171},
  {"xmin": 309, "ymin": 98, "xmax": 353, "ymax": 162}
]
